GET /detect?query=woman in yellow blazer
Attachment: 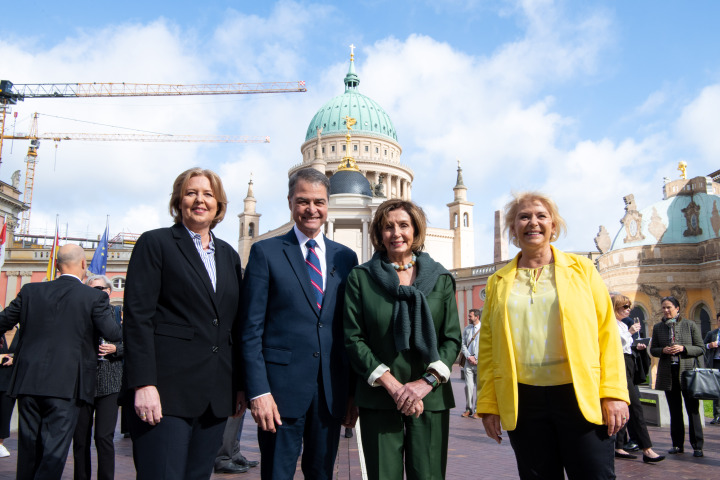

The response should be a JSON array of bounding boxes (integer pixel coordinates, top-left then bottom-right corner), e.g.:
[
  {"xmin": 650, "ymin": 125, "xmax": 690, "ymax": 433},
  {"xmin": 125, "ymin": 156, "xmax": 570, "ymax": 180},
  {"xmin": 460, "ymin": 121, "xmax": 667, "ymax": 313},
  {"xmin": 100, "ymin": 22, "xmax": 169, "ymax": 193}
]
[{"xmin": 476, "ymin": 192, "xmax": 629, "ymax": 480}]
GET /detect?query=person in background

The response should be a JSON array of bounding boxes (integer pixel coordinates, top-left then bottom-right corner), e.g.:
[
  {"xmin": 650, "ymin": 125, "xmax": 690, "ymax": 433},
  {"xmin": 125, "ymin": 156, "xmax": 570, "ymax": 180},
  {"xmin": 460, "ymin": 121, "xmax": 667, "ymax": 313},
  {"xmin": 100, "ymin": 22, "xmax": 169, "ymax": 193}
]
[
  {"xmin": 460, "ymin": 309, "xmax": 481, "ymax": 419},
  {"xmin": 477, "ymin": 192, "xmax": 629, "ymax": 480},
  {"xmin": 123, "ymin": 168, "xmax": 245, "ymax": 480},
  {"xmin": 73, "ymin": 275, "xmax": 124, "ymax": 480},
  {"xmin": 344, "ymin": 199, "xmax": 461, "ymax": 479},
  {"xmin": 0, "ymin": 326, "xmax": 18, "ymax": 458},
  {"xmin": 610, "ymin": 294, "xmax": 664, "ymax": 464},
  {"xmin": 214, "ymin": 413, "xmax": 258, "ymax": 474},
  {"xmin": 0, "ymin": 244, "xmax": 121, "ymax": 479},
  {"xmin": 703, "ymin": 312, "xmax": 720, "ymax": 425},
  {"xmin": 650, "ymin": 295, "xmax": 705, "ymax": 457}
]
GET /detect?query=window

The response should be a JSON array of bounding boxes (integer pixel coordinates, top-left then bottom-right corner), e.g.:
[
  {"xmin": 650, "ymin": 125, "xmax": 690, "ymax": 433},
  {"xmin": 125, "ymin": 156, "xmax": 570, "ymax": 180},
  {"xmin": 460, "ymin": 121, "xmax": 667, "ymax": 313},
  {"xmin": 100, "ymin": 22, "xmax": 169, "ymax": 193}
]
[
  {"xmin": 343, "ymin": 145, "xmax": 346, "ymax": 151},
  {"xmin": 331, "ymin": 145, "xmax": 335, "ymax": 152},
  {"xmin": 249, "ymin": 223, "xmax": 255, "ymax": 238},
  {"xmin": 375, "ymin": 147, "xmax": 379, "ymax": 153},
  {"xmin": 453, "ymin": 213, "xmax": 458, "ymax": 228},
  {"xmin": 384, "ymin": 150, "xmax": 387, "ymax": 156},
  {"xmin": 353, "ymin": 145, "xmax": 358, "ymax": 151},
  {"xmin": 463, "ymin": 213, "xmax": 469, "ymax": 227},
  {"xmin": 111, "ymin": 277, "xmax": 126, "ymax": 291},
  {"xmin": 365, "ymin": 146, "xmax": 369, "ymax": 152},
  {"xmin": 322, "ymin": 147, "xmax": 325, "ymax": 153}
]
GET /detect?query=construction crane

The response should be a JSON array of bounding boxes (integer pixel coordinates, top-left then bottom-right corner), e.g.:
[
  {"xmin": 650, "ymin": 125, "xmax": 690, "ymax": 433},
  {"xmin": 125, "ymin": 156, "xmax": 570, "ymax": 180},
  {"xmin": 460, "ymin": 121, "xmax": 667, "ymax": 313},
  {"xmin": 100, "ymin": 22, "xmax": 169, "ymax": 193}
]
[
  {"xmin": 5, "ymin": 113, "xmax": 272, "ymax": 234},
  {"xmin": 0, "ymin": 79, "xmax": 305, "ymax": 166},
  {"xmin": 0, "ymin": 79, "xmax": 306, "ymax": 234}
]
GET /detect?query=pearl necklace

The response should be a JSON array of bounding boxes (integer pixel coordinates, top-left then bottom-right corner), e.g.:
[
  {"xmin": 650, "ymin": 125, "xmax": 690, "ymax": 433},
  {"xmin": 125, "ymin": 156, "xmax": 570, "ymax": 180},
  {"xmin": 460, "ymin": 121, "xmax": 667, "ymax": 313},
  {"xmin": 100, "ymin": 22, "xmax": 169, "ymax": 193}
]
[{"xmin": 392, "ymin": 254, "xmax": 417, "ymax": 271}]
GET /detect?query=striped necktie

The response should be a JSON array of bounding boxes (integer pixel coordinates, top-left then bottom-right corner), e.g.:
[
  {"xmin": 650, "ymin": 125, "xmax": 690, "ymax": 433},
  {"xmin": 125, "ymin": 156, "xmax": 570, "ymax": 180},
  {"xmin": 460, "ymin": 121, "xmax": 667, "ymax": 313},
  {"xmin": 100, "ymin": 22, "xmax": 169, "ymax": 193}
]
[{"xmin": 305, "ymin": 239, "xmax": 324, "ymax": 309}]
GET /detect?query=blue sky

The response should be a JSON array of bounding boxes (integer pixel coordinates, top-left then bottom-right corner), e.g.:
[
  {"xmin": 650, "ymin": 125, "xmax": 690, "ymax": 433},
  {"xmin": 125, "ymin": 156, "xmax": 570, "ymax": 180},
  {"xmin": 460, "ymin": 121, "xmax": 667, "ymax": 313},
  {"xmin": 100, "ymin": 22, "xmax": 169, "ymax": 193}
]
[{"xmin": 2, "ymin": 0, "xmax": 720, "ymax": 264}]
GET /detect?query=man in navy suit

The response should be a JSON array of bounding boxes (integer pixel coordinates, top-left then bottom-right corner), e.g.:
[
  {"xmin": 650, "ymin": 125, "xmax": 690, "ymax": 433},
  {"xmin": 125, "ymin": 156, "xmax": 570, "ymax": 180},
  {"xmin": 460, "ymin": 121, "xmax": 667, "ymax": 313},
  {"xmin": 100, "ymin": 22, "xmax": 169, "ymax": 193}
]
[{"xmin": 241, "ymin": 168, "xmax": 358, "ymax": 479}]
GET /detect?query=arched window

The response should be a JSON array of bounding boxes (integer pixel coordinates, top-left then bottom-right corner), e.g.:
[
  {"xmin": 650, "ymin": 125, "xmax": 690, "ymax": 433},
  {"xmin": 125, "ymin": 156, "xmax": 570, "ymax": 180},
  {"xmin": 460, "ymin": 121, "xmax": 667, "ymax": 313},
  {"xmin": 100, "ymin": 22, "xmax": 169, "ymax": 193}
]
[
  {"xmin": 453, "ymin": 213, "xmax": 458, "ymax": 228},
  {"xmin": 628, "ymin": 304, "xmax": 648, "ymax": 338},
  {"xmin": 248, "ymin": 223, "xmax": 255, "ymax": 238},
  {"xmin": 463, "ymin": 213, "xmax": 469, "ymax": 227},
  {"xmin": 691, "ymin": 302, "xmax": 711, "ymax": 338},
  {"xmin": 111, "ymin": 277, "xmax": 126, "ymax": 291}
]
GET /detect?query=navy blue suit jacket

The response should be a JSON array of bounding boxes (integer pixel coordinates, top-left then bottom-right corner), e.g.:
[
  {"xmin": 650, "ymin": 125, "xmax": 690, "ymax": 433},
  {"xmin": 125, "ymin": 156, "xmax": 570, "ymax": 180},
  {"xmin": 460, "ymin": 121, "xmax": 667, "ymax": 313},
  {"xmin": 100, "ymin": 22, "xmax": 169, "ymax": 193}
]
[{"xmin": 241, "ymin": 229, "xmax": 358, "ymax": 419}]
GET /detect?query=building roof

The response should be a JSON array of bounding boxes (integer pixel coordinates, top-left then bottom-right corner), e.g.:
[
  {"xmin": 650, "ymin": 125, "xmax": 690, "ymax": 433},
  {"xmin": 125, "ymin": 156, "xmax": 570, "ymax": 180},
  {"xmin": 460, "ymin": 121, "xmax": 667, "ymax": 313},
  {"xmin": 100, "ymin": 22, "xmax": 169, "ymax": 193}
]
[
  {"xmin": 329, "ymin": 170, "xmax": 372, "ymax": 196},
  {"xmin": 610, "ymin": 191, "xmax": 720, "ymax": 250},
  {"xmin": 304, "ymin": 57, "xmax": 397, "ymax": 143}
]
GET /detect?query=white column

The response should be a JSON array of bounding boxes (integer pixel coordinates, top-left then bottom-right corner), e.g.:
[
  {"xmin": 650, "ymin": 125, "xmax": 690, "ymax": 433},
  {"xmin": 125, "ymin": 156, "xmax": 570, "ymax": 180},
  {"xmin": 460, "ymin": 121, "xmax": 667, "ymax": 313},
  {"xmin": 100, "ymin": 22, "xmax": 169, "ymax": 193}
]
[
  {"xmin": 327, "ymin": 219, "xmax": 334, "ymax": 241},
  {"xmin": 361, "ymin": 220, "xmax": 369, "ymax": 263},
  {"xmin": 465, "ymin": 289, "xmax": 473, "ymax": 313},
  {"xmin": 456, "ymin": 286, "xmax": 465, "ymax": 326},
  {"xmin": 19, "ymin": 271, "xmax": 32, "ymax": 288},
  {"xmin": 4, "ymin": 271, "xmax": 19, "ymax": 307}
]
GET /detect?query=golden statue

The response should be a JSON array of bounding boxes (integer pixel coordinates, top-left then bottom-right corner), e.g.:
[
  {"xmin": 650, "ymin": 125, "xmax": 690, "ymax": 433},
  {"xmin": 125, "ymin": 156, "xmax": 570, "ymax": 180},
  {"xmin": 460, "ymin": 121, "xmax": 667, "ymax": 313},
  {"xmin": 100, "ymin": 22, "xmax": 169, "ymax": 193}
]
[
  {"xmin": 338, "ymin": 116, "xmax": 359, "ymax": 171},
  {"xmin": 678, "ymin": 161, "xmax": 687, "ymax": 180}
]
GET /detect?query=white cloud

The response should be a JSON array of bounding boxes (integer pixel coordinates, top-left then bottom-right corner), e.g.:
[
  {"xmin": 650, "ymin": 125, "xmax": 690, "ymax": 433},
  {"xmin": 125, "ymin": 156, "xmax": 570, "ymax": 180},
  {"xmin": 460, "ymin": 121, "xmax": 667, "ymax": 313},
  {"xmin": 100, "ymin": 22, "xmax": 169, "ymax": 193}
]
[{"xmin": 676, "ymin": 84, "xmax": 720, "ymax": 162}]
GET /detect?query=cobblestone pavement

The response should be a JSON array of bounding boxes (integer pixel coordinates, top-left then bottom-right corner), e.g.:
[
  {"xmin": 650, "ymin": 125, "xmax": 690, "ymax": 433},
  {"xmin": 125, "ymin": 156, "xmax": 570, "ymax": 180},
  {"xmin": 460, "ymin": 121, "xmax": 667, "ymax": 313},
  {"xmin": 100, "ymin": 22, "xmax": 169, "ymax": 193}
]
[{"xmin": 0, "ymin": 365, "xmax": 717, "ymax": 479}]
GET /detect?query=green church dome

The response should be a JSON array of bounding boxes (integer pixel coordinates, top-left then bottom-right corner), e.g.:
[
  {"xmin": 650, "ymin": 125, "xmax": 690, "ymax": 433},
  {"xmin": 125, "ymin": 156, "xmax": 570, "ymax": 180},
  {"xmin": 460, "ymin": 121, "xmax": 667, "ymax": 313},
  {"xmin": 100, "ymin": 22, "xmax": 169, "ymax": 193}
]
[{"xmin": 305, "ymin": 58, "xmax": 398, "ymax": 143}]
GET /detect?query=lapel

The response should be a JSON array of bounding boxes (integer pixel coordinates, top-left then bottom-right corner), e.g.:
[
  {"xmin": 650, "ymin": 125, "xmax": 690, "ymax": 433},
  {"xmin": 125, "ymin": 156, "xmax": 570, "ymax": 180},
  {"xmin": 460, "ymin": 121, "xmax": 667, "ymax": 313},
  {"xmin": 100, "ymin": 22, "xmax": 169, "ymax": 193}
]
[
  {"xmin": 281, "ymin": 229, "xmax": 321, "ymax": 317},
  {"xmin": 171, "ymin": 223, "xmax": 218, "ymax": 314}
]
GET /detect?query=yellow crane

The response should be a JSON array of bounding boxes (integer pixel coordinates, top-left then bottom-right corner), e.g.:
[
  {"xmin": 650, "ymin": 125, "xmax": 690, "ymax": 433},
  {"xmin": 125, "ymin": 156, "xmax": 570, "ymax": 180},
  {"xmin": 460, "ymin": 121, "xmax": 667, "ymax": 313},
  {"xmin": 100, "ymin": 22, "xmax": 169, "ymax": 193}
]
[{"xmin": 0, "ymin": 79, "xmax": 306, "ymax": 233}]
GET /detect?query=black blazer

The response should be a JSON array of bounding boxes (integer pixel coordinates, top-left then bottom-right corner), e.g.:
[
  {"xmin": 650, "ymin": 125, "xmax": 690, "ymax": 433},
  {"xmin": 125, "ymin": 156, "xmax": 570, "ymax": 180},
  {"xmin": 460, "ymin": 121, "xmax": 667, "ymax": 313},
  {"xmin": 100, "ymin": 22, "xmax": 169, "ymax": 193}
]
[
  {"xmin": 0, "ymin": 275, "xmax": 121, "ymax": 403},
  {"xmin": 241, "ymin": 229, "xmax": 358, "ymax": 419},
  {"xmin": 122, "ymin": 223, "xmax": 243, "ymax": 419}
]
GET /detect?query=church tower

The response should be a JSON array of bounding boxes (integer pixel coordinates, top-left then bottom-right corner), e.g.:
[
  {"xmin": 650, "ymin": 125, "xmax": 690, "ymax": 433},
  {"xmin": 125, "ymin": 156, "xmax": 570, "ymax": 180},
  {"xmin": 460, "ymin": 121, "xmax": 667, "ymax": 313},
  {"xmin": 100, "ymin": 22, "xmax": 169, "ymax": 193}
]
[
  {"xmin": 447, "ymin": 161, "xmax": 475, "ymax": 268},
  {"xmin": 237, "ymin": 177, "xmax": 261, "ymax": 266}
]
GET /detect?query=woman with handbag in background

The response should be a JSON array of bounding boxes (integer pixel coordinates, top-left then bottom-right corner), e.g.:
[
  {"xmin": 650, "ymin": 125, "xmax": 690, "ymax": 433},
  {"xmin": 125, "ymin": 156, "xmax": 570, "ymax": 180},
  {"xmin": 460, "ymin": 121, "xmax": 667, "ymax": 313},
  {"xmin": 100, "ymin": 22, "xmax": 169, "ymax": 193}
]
[
  {"xmin": 649, "ymin": 295, "xmax": 705, "ymax": 458},
  {"xmin": 611, "ymin": 294, "xmax": 664, "ymax": 463}
]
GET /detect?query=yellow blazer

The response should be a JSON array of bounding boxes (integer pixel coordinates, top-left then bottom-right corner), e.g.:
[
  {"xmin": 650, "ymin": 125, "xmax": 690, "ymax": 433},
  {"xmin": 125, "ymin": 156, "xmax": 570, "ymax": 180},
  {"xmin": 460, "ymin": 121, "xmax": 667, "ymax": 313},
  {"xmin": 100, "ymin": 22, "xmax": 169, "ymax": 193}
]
[{"xmin": 476, "ymin": 246, "xmax": 629, "ymax": 430}]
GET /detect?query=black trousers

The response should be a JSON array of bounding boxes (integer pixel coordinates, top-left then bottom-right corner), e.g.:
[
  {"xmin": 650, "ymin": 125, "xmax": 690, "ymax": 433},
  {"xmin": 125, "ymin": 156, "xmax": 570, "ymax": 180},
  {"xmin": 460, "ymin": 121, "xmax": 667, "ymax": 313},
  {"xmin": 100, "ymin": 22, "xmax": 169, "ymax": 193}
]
[
  {"xmin": 17, "ymin": 395, "xmax": 82, "ymax": 480},
  {"xmin": 0, "ymin": 390, "xmax": 16, "ymax": 439},
  {"xmin": 713, "ymin": 359, "xmax": 720, "ymax": 418},
  {"xmin": 507, "ymin": 384, "xmax": 615, "ymax": 480},
  {"xmin": 615, "ymin": 354, "xmax": 652, "ymax": 449},
  {"xmin": 665, "ymin": 363, "xmax": 703, "ymax": 449},
  {"xmin": 73, "ymin": 392, "xmax": 120, "ymax": 480},
  {"xmin": 128, "ymin": 405, "xmax": 226, "ymax": 480}
]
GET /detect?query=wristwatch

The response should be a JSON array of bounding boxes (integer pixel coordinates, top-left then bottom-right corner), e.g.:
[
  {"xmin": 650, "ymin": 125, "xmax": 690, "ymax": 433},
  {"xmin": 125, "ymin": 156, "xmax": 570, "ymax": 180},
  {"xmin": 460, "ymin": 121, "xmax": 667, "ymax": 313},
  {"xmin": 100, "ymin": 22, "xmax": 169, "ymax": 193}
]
[{"xmin": 422, "ymin": 372, "xmax": 440, "ymax": 391}]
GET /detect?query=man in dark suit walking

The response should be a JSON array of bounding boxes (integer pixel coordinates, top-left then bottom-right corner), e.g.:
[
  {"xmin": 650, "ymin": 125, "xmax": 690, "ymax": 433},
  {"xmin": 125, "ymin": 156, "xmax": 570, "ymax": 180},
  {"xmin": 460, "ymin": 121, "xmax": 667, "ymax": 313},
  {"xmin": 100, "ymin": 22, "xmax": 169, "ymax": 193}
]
[
  {"xmin": 0, "ymin": 244, "xmax": 121, "ymax": 480},
  {"xmin": 242, "ymin": 167, "xmax": 358, "ymax": 479}
]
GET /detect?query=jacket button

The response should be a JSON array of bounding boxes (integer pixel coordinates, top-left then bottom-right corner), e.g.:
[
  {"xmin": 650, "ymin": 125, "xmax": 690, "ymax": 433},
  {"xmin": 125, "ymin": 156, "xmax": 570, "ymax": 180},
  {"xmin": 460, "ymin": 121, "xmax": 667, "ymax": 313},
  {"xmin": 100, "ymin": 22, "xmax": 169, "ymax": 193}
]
[
  {"xmin": 313, "ymin": 352, "xmax": 319, "ymax": 358},
  {"xmin": 318, "ymin": 323, "xmax": 323, "ymax": 328},
  {"xmin": 212, "ymin": 319, "xmax": 218, "ymax": 326},
  {"xmin": 212, "ymin": 346, "xmax": 219, "ymax": 353}
]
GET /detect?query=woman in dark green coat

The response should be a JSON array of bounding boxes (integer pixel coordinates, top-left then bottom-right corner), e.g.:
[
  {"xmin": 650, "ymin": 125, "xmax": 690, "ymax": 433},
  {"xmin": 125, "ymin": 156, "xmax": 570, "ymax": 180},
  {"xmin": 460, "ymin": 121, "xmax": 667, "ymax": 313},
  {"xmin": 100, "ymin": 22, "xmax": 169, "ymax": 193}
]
[{"xmin": 344, "ymin": 199, "xmax": 461, "ymax": 480}]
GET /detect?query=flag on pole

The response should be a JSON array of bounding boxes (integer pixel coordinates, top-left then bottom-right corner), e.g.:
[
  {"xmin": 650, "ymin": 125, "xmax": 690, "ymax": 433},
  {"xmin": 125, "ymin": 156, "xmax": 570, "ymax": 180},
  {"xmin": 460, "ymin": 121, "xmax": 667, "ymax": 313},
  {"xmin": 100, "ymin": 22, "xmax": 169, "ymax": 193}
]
[
  {"xmin": 0, "ymin": 220, "xmax": 7, "ymax": 270},
  {"xmin": 46, "ymin": 217, "xmax": 60, "ymax": 281},
  {"xmin": 89, "ymin": 222, "xmax": 109, "ymax": 275}
]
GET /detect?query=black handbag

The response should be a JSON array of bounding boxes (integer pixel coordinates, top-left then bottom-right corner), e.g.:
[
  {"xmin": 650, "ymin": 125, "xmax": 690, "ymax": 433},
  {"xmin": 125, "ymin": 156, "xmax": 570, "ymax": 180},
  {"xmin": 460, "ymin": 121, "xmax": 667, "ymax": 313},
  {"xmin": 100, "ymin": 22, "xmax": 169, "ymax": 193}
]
[{"xmin": 681, "ymin": 358, "xmax": 720, "ymax": 400}]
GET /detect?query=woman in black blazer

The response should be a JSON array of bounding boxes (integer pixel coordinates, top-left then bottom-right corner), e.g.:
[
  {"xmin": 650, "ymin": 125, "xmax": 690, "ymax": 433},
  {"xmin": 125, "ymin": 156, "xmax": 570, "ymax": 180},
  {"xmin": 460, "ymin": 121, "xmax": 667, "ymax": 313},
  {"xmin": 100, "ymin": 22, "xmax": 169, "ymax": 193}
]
[{"xmin": 123, "ymin": 168, "xmax": 244, "ymax": 480}]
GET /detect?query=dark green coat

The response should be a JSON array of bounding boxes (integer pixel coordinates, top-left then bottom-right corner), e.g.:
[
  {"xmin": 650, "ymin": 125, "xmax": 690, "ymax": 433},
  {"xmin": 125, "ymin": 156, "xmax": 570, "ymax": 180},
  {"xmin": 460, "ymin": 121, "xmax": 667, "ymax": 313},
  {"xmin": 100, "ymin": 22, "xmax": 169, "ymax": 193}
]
[{"xmin": 343, "ymin": 268, "xmax": 461, "ymax": 411}]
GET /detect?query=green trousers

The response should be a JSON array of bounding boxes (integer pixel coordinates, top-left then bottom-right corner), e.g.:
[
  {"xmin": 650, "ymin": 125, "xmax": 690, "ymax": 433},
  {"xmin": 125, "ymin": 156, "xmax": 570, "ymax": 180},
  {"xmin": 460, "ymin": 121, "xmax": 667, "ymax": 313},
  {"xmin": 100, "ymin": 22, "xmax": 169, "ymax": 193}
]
[{"xmin": 358, "ymin": 408, "xmax": 450, "ymax": 480}]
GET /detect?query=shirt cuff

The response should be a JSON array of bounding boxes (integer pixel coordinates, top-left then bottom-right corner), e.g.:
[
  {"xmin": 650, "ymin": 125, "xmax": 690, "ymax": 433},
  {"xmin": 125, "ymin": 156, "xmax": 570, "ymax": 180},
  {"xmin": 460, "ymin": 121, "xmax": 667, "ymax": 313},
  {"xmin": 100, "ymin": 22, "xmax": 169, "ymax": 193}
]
[
  {"xmin": 250, "ymin": 392, "xmax": 271, "ymax": 401},
  {"xmin": 428, "ymin": 360, "xmax": 451, "ymax": 383},
  {"xmin": 368, "ymin": 364, "xmax": 390, "ymax": 387}
]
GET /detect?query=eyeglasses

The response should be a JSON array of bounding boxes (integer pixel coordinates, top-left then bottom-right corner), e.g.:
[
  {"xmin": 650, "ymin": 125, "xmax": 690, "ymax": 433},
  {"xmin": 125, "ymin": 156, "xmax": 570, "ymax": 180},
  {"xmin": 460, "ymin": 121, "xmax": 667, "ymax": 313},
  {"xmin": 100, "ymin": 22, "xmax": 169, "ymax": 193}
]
[
  {"xmin": 622, "ymin": 305, "xmax": 631, "ymax": 309},
  {"xmin": 93, "ymin": 286, "xmax": 109, "ymax": 291}
]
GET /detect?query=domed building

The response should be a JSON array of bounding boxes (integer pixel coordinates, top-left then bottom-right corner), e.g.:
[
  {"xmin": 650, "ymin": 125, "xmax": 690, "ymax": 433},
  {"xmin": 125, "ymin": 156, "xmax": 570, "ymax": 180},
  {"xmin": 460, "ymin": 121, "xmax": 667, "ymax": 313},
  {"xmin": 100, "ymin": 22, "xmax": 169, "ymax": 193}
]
[
  {"xmin": 595, "ymin": 167, "xmax": 720, "ymax": 340},
  {"xmin": 237, "ymin": 50, "xmax": 475, "ymax": 269}
]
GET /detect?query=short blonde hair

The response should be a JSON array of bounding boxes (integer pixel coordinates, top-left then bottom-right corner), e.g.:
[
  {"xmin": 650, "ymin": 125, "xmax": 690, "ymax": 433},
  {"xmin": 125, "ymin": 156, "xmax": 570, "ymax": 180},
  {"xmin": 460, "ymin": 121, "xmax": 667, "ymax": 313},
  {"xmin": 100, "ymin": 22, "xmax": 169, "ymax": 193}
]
[
  {"xmin": 611, "ymin": 293, "xmax": 632, "ymax": 316},
  {"xmin": 503, "ymin": 191, "xmax": 566, "ymax": 247},
  {"xmin": 370, "ymin": 199, "xmax": 427, "ymax": 254},
  {"xmin": 169, "ymin": 168, "xmax": 228, "ymax": 230}
]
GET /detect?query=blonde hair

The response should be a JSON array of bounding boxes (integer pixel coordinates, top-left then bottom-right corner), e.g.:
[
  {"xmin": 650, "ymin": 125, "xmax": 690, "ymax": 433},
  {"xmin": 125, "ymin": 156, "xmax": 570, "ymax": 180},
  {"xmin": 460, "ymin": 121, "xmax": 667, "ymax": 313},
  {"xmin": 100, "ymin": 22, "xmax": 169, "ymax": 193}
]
[
  {"xmin": 503, "ymin": 191, "xmax": 566, "ymax": 247},
  {"xmin": 169, "ymin": 168, "xmax": 228, "ymax": 230},
  {"xmin": 610, "ymin": 293, "xmax": 632, "ymax": 316}
]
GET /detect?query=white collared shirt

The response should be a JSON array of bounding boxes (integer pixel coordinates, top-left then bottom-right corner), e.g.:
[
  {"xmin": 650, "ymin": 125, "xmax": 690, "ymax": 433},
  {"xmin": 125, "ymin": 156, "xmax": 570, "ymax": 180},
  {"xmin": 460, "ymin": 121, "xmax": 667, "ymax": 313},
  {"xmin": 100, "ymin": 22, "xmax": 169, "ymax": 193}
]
[{"xmin": 293, "ymin": 225, "xmax": 327, "ymax": 291}]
